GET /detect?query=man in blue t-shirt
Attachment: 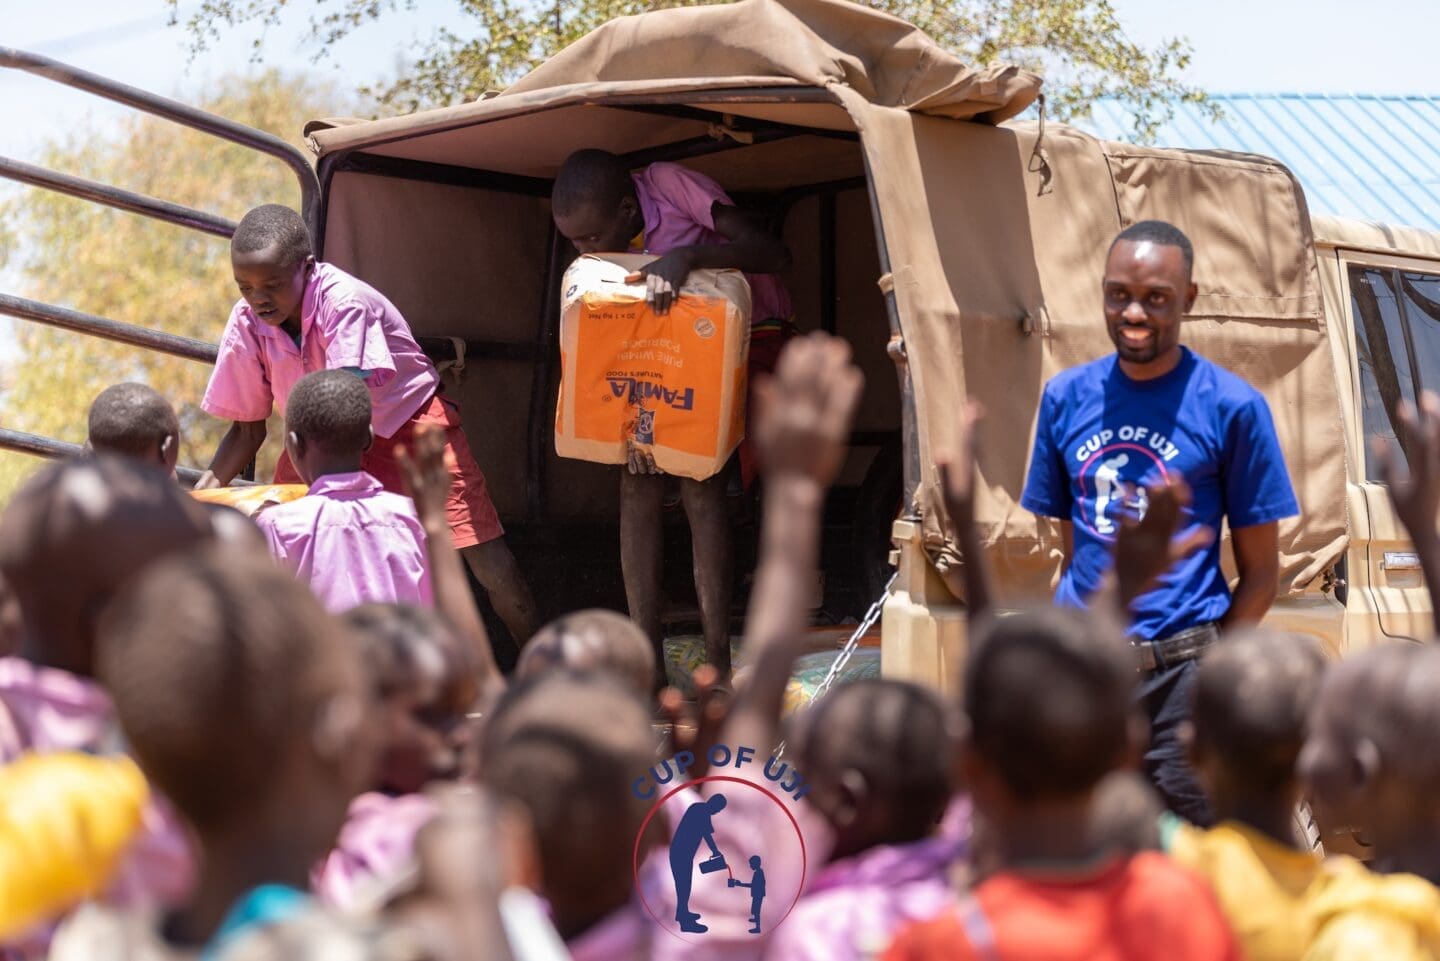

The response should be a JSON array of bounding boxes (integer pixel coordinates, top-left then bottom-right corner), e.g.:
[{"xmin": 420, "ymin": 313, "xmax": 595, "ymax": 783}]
[{"xmin": 1021, "ymin": 219, "xmax": 1299, "ymax": 825}]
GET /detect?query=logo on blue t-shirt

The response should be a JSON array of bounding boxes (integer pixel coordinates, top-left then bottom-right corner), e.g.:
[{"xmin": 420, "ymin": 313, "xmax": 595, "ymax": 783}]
[{"xmin": 1073, "ymin": 428, "xmax": 1184, "ymax": 540}]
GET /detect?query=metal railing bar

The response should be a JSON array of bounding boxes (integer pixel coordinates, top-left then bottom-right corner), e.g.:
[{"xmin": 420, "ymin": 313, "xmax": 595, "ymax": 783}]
[
  {"xmin": 0, "ymin": 427, "xmax": 237, "ymax": 489},
  {"xmin": 0, "ymin": 293, "xmax": 218, "ymax": 364},
  {"xmin": 0, "ymin": 46, "xmax": 320, "ymax": 235},
  {"xmin": 0, "ymin": 155, "xmax": 237, "ymax": 238}
]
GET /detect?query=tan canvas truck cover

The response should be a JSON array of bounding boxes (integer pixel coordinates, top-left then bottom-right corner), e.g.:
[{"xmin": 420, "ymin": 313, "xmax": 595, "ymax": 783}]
[{"xmin": 306, "ymin": 0, "xmax": 1347, "ymax": 601}]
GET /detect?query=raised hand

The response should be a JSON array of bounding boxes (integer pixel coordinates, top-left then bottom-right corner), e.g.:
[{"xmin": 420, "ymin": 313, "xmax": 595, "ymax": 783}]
[
  {"xmin": 658, "ymin": 665, "xmax": 730, "ymax": 782},
  {"xmin": 396, "ymin": 425, "xmax": 454, "ymax": 530},
  {"xmin": 1379, "ymin": 392, "xmax": 1440, "ymax": 549},
  {"xmin": 1377, "ymin": 391, "xmax": 1440, "ymax": 637},
  {"xmin": 725, "ymin": 332, "xmax": 863, "ymax": 753},
  {"xmin": 935, "ymin": 401, "xmax": 991, "ymax": 617},
  {"xmin": 936, "ymin": 402, "xmax": 983, "ymax": 533},
  {"xmin": 751, "ymin": 331, "xmax": 865, "ymax": 489},
  {"xmin": 1113, "ymin": 474, "xmax": 1214, "ymax": 607},
  {"xmin": 398, "ymin": 426, "xmax": 501, "ymax": 699}
]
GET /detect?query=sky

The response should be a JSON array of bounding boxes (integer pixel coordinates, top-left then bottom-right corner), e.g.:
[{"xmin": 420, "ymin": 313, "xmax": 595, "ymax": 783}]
[{"xmin": 2, "ymin": 0, "xmax": 1437, "ymax": 364}]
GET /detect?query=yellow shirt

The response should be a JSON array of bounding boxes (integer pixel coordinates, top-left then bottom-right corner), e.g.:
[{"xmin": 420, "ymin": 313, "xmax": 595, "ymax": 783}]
[
  {"xmin": 1304, "ymin": 856, "xmax": 1440, "ymax": 961},
  {"xmin": 1170, "ymin": 819, "xmax": 1324, "ymax": 961},
  {"xmin": 0, "ymin": 752, "xmax": 150, "ymax": 939}
]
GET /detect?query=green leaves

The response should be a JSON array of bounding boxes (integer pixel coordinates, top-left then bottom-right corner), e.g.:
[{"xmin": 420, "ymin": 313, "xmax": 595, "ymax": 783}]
[
  {"xmin": 167, "ymin": 0, "xmax": 1214, "ymax": 139},
  {"xmin": 0, "ymin": 72, "xmax": 340, "ymax": 497}
]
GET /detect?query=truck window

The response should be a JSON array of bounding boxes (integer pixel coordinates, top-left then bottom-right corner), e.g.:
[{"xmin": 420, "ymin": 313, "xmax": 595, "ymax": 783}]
[
  {"xmin": 1399, "ymin": 270, "xmax": 1440, "ymax": 388},
  {"xmin": 1350, "ymin": 265, "xmax": 1418, "ymax": 479}
]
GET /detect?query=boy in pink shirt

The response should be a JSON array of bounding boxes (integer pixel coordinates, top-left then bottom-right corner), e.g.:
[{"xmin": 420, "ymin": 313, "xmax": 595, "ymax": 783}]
[
  {"xmin": 254, "ymin": 370, "xmax": 433, "ymax": 613},
  {"xmin": 198, "ymin": 205, "xmax": 535, "ymax": 641},
  {"xmin": 551, "ymin": 151, "xmax": 793, "ymax": 676}
]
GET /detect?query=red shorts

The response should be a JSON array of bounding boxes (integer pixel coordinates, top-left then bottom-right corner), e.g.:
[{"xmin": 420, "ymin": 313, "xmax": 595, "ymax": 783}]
[{"xmin": 274, "ymin": 394, "xmax": 503, "ymax": 550}]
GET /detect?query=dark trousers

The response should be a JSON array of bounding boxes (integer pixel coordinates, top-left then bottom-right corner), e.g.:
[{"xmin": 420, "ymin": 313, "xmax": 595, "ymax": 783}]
[{"xmin": 1137, "ymin": 658, "xmax": 1214, "ymax": 827}]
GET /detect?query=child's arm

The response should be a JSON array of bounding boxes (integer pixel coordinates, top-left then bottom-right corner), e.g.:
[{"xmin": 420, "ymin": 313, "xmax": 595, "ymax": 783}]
[
  {"xmin": 1378, "ymin": 391, "xmax": 1440, "ymax": 637},
  {"xmin": 935, "ymin": 403, "xmax": 992, "ymax": 620},
  {"xmin": 1095, "ymin": 475, "xmax": 1213, "ymax": 619},
  {"xmin": 195, "ymin": 419, "xmax": 268, "ymax": 489},
  {"xmin": 627, "ymin": 204, "xmax": 791, "ymax": 315},
  {"xmin": 721, "ymin": 332, "xmax": 863, "ymax": 753},
  {"xmin": 397, "ymin": 426, "xmax": 505, "ymax": 705}
]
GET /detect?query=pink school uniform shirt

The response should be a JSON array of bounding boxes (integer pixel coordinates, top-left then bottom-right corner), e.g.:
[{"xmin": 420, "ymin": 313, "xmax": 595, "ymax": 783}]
[
  {"xmin": 632, "ymin": 163, "xmax": 793, "ymax": 325},
  {"xmin": 254, "ymin": 471, "xmax": 434, "ymax": 613},
  {"xmin": 312, "ymin": 792, "xmax": 437, "ymax": 912},
  {"xmin": 762, "ymin": 832, "xmax": 966, "ymax": 961},
  {"xmin": 202, "ymin": 262, "xmax": 440, "ymax": 439}
]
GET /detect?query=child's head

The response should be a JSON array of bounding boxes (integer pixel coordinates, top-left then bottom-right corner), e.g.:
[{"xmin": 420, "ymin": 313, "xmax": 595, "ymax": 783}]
[
  {"xmin": 551, "ymin": 149, "xmax": 643, "ymax": 255},
  {"xmin": 1300, "ymin": 641, "xmax": 1440, "ymax": 858},
  {"xmin": 86, "ymin": 383, "xmax": 181, "ymax": 474},
  {"xmin": 516, "ymin": 608, "xmax": 655, "ymax": 696},
  {"xmin": 480, "ymin": 670, "xmax": 654, "ymax": 940},
  {"xmin": 789, "ymin": 678, "xmax": 957, "ymax": 859},
  {"xmin": 98, "ymin": 546, "xmax": 373, "ymax": 856},
  {"xmin": 1088, "ymin": 771, "xmax": 1163, "ymax": 854},
  {"xmin": 342, "ymin": 603, "xmax": 478, "ymax": 795},
  {"xmin": 0, "ymin": 456, "xmax": 212, "ymax": 677},
  {"xmin": 284, "ymin": 370, "xmax": 373, "ymax": 483},
  {"xmin": 749, "ymin": 855, "xmax": 761, "ymax": 870},
  {"xmin": 962, "ymin": 608, "xmax": 1140, "ymax": 822},
  {"xmin": 1189, "ymin": 629, "xmax": 1327, "ymax": 809},
  {"xmin": 230, "ymin": 204, "xmax": 315, "ymax": 328}
]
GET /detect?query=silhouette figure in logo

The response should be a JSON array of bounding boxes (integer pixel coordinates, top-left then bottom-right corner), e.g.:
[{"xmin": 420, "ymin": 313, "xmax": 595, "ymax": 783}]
[
  {"xmin": 670, "ymin": 793, "xmax": 728, "ymax": 933},
  {"xmin": 727, "ymin": 855, "xmax": 766, "ymax": 934},
  {"xmin": 1092, "ymin": 452, "xmax": 1130, "ymax": 534}
]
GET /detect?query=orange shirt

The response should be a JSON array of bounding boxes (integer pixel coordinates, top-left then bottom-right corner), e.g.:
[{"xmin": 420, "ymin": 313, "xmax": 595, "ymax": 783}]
[{"xmin": 883, "ymin": 852, "xmax": 1239, "ymax": 961}]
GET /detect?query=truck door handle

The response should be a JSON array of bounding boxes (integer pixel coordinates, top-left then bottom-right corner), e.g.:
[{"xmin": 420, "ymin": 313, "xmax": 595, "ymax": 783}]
[{"xmin": 1383, "ymin": 551, "xmax": 1421, "ymax": 571}]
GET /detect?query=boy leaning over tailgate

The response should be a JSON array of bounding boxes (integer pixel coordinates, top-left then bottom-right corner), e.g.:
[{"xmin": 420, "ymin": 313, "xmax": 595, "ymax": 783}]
[
  {"xmin": 551, "ymin": 150, "xmax": 793, "ymax": 678},
  {"xmin": 195, "ymin": 205, "xmax": 537, "ymax": 647}
]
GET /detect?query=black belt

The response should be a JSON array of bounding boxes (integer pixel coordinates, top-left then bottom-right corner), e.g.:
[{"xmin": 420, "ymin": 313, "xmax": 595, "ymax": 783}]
[{"xmin": 1133, "ymin": 622, "xmax": 1219, "ymax": 672}]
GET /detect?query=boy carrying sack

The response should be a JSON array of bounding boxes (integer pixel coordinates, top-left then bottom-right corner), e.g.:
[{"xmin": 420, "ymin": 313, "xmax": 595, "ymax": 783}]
[{"xmin": 550, "ymin": 150, "xmax": 794, "ymax": 677}]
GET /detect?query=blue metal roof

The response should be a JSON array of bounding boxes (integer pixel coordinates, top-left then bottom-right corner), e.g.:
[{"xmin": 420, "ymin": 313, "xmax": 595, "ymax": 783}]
[{"xmin": 1075, "ymin": 94, "xmax": 1440, "ymax": 232}]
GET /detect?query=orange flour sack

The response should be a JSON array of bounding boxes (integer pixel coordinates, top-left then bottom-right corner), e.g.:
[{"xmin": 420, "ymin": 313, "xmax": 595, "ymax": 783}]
[
  {"xmin": 190, "ymin": 484, "xmax": 309, "ymax": 517},
  {"xmin": 556, "ymin": 253, "xmax": 752, "ymax": 481}
]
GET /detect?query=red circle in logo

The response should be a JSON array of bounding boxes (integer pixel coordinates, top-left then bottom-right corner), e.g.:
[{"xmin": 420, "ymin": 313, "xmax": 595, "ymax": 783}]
[{"xmin": 631, "ymin": 774, "xmax": 810, "ymax": 944}]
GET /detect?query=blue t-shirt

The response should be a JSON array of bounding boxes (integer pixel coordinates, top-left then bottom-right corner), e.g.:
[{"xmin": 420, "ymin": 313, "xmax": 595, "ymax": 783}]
[{"xmin": 1021, "ymin": 347, "xmax": 1299, "ymax": 639}]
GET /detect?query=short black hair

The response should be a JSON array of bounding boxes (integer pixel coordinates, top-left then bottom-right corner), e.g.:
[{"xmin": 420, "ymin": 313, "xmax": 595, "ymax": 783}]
[
  {"xmin": 342, "ymin": 602, "xmax": 459, "ymax": 700},
  {"xmin": 0, "ymin": 456, "xmax": 212, "ymax": 676},
  {"xmin": 1193, "ymin": 630, "xmax": 1327, "ymax": 793},
  {"xmin": 1320, "ymin": 642, "xmax": 1440, "ymax": 793},
  {"xmin": 1111, "ymin": 220, "xmax": 1194, "ymax": 276},
  {"xmin": 552, "ymin": 149, "xmax": 633, "ymax": 218},
  {"xmin": 964, "ymin": 607, "xmax": 1136, "ymax": 799},
  {"xmin": 87, "ymin": 383, "xmax": 179, "ymax": 462},
  {"xmin": 517, "ymin": 609, "xmax": 655, "ymax": 695},
  {"xmin": 792, "ymin": 679, "xmax": 956, "ymax": 837},
  {"xmin": 231, "ymin": 204, "xmax": 312, "ymax": 267},
  {"xmin": 286, "ymin": 370, "xmax": 372, "ymax": 456},
  {"xmin": 480, "ymin": 671, "xmax": 655, "ymax": 926},
  {"xmin": 98, "ymin": 546, "xmax": 363, "ymax": 832}
]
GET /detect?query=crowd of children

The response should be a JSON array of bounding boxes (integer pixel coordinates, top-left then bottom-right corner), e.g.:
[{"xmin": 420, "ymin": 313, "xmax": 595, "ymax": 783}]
[{"xmin": 3, "ymin": 191, "xmax": 1440, "ymax": 961}]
